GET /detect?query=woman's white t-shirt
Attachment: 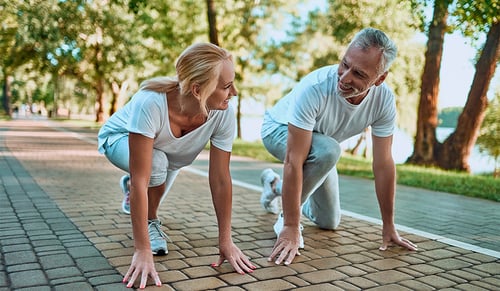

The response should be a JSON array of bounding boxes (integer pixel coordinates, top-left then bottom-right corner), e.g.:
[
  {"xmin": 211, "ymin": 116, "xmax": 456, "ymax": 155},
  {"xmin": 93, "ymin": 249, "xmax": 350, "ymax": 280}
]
[
  {"xmin": 98, "ymin": 90, "xmax": 236, "ymax": 170},
  {"xmin": 261, "ymin": 65, "xmax": 396, "ymax": 142}
]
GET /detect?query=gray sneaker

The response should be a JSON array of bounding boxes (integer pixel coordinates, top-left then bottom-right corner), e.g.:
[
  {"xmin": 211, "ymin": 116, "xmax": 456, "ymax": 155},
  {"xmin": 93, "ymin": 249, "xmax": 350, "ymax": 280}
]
[
  {"xmin": 120, "ymin": 175, "xmax": 131, "ymax": 215},
  {"xmin": 148, "ymin": 219, "xmax": 168, "ymax": 255}
]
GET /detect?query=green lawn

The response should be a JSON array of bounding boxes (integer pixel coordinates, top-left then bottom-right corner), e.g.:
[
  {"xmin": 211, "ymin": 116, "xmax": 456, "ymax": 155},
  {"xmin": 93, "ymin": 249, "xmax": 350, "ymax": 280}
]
[
  {"xmin": 7, "ymin": 117, "xmax": 496, "ymax": 202},
  {"xmin": 231, "ymin": 139, "xmax": 500, "ymax": 202}
]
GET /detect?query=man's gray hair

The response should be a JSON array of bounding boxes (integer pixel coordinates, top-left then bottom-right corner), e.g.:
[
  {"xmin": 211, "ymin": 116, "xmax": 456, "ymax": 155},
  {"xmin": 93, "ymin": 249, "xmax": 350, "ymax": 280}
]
[{"xmin": 349, "ymin": 28, "xmax": 397, "ymax": 73}]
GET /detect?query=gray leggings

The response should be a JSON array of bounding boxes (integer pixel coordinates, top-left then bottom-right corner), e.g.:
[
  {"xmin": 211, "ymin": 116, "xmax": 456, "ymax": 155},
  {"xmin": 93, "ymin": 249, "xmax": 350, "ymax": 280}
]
[
  {"xmin": 262, "ymin": 125, "xmax": 342, "ymax": 229},
  {"xmin": 102, "ymin": 135, "xmax": 179, "ymax": 204}
]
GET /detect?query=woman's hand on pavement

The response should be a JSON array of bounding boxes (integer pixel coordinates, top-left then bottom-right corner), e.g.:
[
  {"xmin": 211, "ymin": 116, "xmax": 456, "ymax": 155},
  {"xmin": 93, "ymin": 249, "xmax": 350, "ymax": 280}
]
[{"xmin": 123, "ymin": 249, "xmax": 162, "ymax": 289}]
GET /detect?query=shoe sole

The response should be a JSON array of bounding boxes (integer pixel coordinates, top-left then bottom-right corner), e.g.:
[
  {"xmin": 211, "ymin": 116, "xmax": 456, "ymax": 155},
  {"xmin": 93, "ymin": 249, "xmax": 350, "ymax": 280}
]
[{"xmin": 152, "ymin": 249, "xmax": 167, "ymax": 256}]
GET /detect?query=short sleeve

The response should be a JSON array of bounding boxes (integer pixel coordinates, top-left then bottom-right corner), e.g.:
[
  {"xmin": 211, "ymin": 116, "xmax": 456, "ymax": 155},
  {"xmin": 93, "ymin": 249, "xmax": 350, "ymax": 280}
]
[
  {"xmin": 371, "ymin": 91, "xmax": 396, "ymax": 137},
  {"xmin": 210, "ymin": 105, "xmax": 236, "ymax": 152},
  {"xmin": 126, "ymin": 91, "xmax": 165, "ymax": 139},
  {"xmin": 287, "ymin": 82, "xmax": 322, "ymax": 132}
]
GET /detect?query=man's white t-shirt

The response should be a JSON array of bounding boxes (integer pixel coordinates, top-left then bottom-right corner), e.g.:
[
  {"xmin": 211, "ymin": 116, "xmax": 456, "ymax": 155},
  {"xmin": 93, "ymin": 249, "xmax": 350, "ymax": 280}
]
[
  {"xmin": 261, "ymin": 65, "xmax": 396, "ymax": 142},
  {"xmin": 98, "ymin": 90, "xmax": 236, "ymax": 170}
]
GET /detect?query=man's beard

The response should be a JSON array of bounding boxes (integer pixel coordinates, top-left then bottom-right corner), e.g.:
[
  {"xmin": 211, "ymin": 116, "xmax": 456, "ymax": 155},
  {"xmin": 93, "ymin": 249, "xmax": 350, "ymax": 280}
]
[{"xmin": 337, "ymin": 83, "xmax": 370, "ymax": 99}]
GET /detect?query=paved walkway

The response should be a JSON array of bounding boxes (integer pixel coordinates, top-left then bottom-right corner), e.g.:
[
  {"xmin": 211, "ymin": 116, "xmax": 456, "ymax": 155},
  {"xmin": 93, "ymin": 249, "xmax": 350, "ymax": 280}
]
[{"xmin": 0, "ymin": 118, "xmax": 499, "ymax": 290}]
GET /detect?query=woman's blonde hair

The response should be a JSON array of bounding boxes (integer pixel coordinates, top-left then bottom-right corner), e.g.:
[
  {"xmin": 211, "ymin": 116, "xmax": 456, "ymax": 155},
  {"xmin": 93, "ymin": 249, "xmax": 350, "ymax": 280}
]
[{"xmin": 140, "ymin": 43, "xmax": 232, "ymax": 115}]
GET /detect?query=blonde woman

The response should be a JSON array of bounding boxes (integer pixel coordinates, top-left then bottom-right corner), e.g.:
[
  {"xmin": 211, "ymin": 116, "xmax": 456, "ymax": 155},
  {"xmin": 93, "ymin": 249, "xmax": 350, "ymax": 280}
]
[{"xmin": 98, "ymin": 43, "xmax": 256, "ymax": 288}]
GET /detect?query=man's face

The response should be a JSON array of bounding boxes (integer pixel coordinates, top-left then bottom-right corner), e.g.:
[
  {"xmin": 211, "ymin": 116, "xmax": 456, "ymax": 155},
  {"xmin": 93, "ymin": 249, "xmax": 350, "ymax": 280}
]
[{"xmin": 337, "ymin": 45, "xmax": 387, "ymax": 100}]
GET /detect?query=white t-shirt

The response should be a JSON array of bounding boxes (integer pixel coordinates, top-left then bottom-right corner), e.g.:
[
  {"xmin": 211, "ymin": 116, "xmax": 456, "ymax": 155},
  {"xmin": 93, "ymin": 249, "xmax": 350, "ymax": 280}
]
[
  {"xmin": 98, "ymin": 90, "xmax": 236, "ymax": 170},
  {"xmin": 261, "ymin": 65, "xmax": 396, "ymax": 142}
]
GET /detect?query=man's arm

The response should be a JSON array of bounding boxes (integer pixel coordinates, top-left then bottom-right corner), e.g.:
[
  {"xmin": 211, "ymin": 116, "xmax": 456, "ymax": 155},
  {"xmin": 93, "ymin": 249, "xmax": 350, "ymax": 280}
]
[
  {"xmin": 372, "ymin": 134, "xmax": 417, "ymax": 251},
  {"xmin": 269, "ymin": 124, "xmax": 312, "ymax": 265}
]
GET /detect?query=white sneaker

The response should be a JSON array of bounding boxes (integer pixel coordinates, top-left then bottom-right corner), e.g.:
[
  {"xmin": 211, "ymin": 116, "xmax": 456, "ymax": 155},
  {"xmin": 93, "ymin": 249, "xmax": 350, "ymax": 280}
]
[
  {"xmin": 273, "ymin": 212, "xmax": 304, "ymax": 249},
  {"xmin": 260, "ymin": 168, "xmax": 281, "ymax": 214},
  {"xmin": 148, "ymin": 219, "xmax": 169, "ymax": 255}
]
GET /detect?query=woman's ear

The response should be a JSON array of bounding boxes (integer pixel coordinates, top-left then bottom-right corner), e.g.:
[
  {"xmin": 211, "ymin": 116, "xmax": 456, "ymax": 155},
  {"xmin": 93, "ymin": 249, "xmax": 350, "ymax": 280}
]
[{"xmin": 191, "ymin": 83, "xmax": 201, "ymax": 99}]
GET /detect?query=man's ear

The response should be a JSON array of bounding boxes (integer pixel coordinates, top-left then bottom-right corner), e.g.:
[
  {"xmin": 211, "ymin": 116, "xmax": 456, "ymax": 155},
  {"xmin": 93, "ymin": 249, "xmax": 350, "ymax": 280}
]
[
  {"xmin": 374, "ymin": 71, "xmax": 388, "ymax": 86},
  {"xmin": 191, "ymin": 83, "xmax": 201, "ymax": 99}
]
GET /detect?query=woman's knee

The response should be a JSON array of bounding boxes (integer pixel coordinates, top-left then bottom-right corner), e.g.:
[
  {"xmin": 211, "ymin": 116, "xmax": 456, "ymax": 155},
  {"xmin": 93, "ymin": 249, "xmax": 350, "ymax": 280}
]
[{"xmin": 149, "ymin": 149, "xmax": 168, "ymax": 187}]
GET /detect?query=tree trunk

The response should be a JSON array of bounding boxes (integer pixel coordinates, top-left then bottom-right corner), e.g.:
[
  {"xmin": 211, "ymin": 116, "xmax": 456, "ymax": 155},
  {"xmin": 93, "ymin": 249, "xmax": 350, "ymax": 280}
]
[
  {"xmin": 349, "ymin": 128, "xmax": 368, "ymax": 156},
  {"xmin": 94, "ymin": 27, "xmax": 105, "ymax": 123},
  {"xmin": 109, "ymin": 81, "xmax": 128, "ymax": 117},
  {"xmin": 436, "ymin": 21, "xmax": 500, "ymax": 171},
  {"xmin": 2, "ymin": 74, "xmax": 12, "ymax": 117},
  {"xmin": 206, "ymin": 0, "xmax": 219, "ymax": 45},
  {"xmin": 407, "ymin": 0, "xmax": 451, "ymax": 166},
  {"xmin": 110, "ymin": 81, "xmax": 120, "ymax": 116},
  {"xmin": 236, "ymin": 94, "xmax": 242, "ymax": 139},
  {"xmin": 95, "ymin": 77, "xmax": 105, "ymax": 123}
]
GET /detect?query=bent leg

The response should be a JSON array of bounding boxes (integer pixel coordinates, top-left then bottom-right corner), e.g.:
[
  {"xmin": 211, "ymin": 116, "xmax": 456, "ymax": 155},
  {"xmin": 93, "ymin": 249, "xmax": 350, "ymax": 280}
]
[
  {"xmin": 301, "ymin": 168, "xmax": 341, "ymax": 229},
  {"xmin": 148, "ymin": 149, "xmax": 180, "ymax": 218},
  {"xmin": 263, "ymin": 127, "xmax": 342, "ymax": 228}
]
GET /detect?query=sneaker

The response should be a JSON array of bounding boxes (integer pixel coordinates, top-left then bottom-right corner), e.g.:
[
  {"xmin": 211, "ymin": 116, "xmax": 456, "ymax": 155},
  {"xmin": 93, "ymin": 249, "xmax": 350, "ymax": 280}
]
[
  {"xmin": 273, "ymin": 212, "xmax": 304, "ymax": 249},
  {"xmin": 120, "ymin": 175, "xmax": 131, "ymax": 214},
  {"xmin": 148, "ymin": 219, "xmax": 169, "ymax": 256},
  {"xmin": 260, "ymin": 168, "xmax": 281, "ymax": 214}
]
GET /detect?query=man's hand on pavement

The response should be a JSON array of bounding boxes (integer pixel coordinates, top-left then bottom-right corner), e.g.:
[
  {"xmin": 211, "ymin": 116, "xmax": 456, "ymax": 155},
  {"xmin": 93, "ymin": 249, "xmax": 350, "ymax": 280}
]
[{"xmin": 268, "ymin": 226, "xmax": 302, "ymax": 265}]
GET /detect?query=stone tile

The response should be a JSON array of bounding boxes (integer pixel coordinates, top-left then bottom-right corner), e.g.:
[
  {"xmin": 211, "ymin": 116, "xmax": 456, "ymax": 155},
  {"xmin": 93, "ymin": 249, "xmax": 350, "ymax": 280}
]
[
  {"xmin": 1, "ymin": 120, "xmax": 500, "ymax": 291},
  {"xmin": 171, "ymin": 277, "xmax": 227, "ymax": 291}
]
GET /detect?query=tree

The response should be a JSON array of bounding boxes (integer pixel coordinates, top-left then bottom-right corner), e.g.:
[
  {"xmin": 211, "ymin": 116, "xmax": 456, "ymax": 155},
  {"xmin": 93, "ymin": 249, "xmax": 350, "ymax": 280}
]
[
  {"xmin": 438, "ymin": 23, "xmax": 499, "ymax": 172},
  {"xmin": 0, "ymin": 0, "xmax": 43, "ymax": 116},
  {"xmin": 206, "ymin": 0, "xmax": 219, "ymax": 45},
  {"xmin": 7, "ymin": 0, "xmax": 89, "ymax": 118},
  {"xmin": 215, "ymin": 0, "xmax": 304, "ymax": 139},
  {"xmin": 407, "ymin": 0, "xmax": 451, "ymax": 165},
  {"xmin": 77, "ymin": 0, "xmax": 147, "ymax": 122},
  {"xmin": 476, "ymin": 91, "xmax": 500, "ymax": 177},
  {"xmin": 408, "ymin": 0, "xmax": 500, "ymax": 172}
]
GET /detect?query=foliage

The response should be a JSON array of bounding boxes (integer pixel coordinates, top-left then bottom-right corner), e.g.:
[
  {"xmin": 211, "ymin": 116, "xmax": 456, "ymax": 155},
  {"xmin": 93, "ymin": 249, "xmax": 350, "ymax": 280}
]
[
  {"xmin": 438, "ymin": 106, "xmax": 462, "ymax": 128},
  {"xmin": 476, "ymin": 91, "xmax": 500, "ymax": 175},
  {"xmin": 453, "ymin": 0, "xmax": 499, "ymax": 40}
]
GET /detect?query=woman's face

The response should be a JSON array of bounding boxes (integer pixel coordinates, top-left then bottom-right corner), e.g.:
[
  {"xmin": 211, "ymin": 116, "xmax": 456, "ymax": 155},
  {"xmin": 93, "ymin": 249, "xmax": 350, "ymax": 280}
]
[{"xmin": 206, "ymin": 59, "xmax": 237, "ymax": 110}]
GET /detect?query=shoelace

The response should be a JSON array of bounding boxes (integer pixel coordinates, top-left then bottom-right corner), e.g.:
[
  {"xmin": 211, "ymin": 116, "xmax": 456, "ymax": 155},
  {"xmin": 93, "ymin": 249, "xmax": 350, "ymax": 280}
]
[{"xmin": 148, "ymin": 221, "xmax": 170, "ymax": 241}]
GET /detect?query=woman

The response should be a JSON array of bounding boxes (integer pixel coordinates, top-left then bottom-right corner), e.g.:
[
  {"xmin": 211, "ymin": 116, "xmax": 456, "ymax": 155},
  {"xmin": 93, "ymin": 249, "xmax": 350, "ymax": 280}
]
[{"xmin": 98, "ymin": 43, "xmax": 256, "ymax": 289}]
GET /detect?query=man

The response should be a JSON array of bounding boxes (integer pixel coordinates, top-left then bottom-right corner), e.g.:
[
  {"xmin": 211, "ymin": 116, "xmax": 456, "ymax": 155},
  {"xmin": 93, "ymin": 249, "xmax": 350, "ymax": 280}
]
[{"xmin": 260, "ymin": 28, "xmax": 417, "ymax": 265}]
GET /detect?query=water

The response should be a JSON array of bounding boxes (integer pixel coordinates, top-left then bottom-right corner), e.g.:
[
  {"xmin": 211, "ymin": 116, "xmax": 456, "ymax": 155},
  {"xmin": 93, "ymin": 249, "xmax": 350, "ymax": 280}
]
[{"xmin": 239, "ymin": 115, "xmax": 495, "ymax": 174}]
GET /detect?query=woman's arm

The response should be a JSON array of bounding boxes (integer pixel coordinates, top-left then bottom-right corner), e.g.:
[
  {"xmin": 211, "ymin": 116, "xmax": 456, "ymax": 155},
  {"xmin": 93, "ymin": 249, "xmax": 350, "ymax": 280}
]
[
  {"xmin": 123, "ymin": 133, "xmax": 162, "ymax": 288},
  {"xmin": 208, "ymin": 144, "xmax": 256, "ymax": 274}
]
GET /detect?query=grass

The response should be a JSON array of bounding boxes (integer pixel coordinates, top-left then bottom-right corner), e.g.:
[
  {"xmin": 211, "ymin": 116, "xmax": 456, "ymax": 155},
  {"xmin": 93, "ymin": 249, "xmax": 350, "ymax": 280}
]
[
  {"xmin": 6, "ymin": 117, "xmax": 497, "ymax": 202},
  {"xmin": 231, "ymin": 139, "xmax": 500, "ymax": 202}
]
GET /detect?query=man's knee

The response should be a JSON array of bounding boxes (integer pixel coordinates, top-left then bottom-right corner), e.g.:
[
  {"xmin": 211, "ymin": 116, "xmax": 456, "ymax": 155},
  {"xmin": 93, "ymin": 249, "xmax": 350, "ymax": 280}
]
[
  {"xmin": 317, "ymin": 214, "xmax": 341, "ymax": 230},
  {"xmin": 309, "ymin": 136, "xmax": 341, "ymax": 169}
]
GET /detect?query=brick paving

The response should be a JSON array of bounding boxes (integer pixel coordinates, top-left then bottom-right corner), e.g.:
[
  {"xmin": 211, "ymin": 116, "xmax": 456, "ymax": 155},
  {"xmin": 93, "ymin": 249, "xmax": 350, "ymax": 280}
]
[{"xmin": 0, "ymin": 118, "xmax": 499, "ymax": 290}]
